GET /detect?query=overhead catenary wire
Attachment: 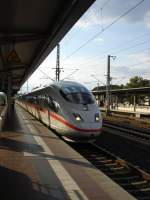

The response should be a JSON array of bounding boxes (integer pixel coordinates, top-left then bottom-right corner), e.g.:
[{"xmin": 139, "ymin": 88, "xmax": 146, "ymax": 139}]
[
  {"xmin": 62, "ymin": 0, "xmax": 111, "ymax": 47},
  {"xmin": 100, "ymin": 0, "xmax": 111, "ymax": 9},
  {"xmin": 61, "ymin": 69, "xmax": 79, "ymax": 81},
  {"xmin": 64, "ymin": 39, "xmax": 150, "ymax": 68},
  {"xmin": 63, "ymin": 46, "xmax": 150, "ymax": 73},
  {"xmin": 113, "ymin": 60, "xmax": 150, "ymax": 69},
  {"xmin": 100, "ymin": 0, "xmax": 111, "ymax": 30},
  {"xmin": 62, "ymin": 0, "xmax": 145, "ymax": 62},
  {"xmin": 63, "ymin": 31, "xmax": 150, "ymax": 67},
  {"xmin": 38, "ymin": 69, "xmax": 55, "ymax": 81},
  {"xmin": 113, "ymin": 38, "xmax": 150, "ymax": 55}
]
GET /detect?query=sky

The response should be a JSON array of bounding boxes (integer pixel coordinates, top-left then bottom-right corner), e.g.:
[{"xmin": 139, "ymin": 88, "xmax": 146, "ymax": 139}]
[{"xmin": 21, "ymin": 0, "xmax": 150, "ymax": 93}]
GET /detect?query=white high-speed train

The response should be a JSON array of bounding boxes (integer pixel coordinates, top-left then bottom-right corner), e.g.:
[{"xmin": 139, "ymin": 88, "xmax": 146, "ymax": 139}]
[{"xmin": 17, "ymin": 81, "xmax": 102, "ymax": 142}]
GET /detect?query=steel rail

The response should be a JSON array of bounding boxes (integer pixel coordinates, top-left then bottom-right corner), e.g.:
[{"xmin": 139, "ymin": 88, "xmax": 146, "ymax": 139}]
[
  {"xmin": 70, "ymin": 142, "xmax": 150, "ymax": 200},
  {"xmin": 103, "ymin": 120, "xmax": 150, "ymax": 144}
]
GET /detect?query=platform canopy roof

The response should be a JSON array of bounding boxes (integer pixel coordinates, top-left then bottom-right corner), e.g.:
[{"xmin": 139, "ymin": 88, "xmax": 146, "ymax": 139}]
[
  {"xmin": 92, "ymin": 87, "xmax": 150, "ymax": 95},
  {"xmin": 0, "ymin": 0, "xmax": 95, "ymax": 94}
]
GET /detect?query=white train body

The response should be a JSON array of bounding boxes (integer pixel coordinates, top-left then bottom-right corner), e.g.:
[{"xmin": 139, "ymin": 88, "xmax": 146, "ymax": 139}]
[{"xmin": 18, "ymin": 81, "xmax": 102, "ymax": 142}]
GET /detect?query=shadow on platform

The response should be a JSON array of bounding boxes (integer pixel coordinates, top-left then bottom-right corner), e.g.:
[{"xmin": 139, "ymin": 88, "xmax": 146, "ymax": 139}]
[
  {"xmin": 0, "ymin": 165, "xmax": 60, "ymax": 200},
  {"xmin": 0, "ymin": 137, "xmax": 94, "ymax": 169},
  {"xmin": 1, "ymin": 105, "xmax": 95, "ymax": 169},
  {"xmin": 0, "ymin": 138, "xmax": 44, "ymax": 154},
  {"xmin": 3, "ymin": 106, "xmax": 23, "ymax": 132}
]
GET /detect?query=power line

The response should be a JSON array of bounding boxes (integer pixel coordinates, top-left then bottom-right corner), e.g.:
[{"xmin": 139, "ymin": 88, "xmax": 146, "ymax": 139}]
[
  {"xmin": 101, "ymin": 0, "xmax": 111, "ymax": 9},
  {"xmin": 117, "ymin": 46, "xmax": 150, "ymax": 59},
  {"xmin": 63, "ymin": 46, "xmax": 150, "ymax": 70},
  {"xmin": 61, "ymin": 27, "xmax": 83, "ymax": 47},
  {"xmin": 38, "ymin": 69, "xmax": 55, "ymax": 81},
  {"xmin": 65, "ymin": 40, "xmax": 150, "ymax": 68},
  {"xmin": 113, "ymin": 38, "xmax": 150, "ymax": 54},
  {"xmin": 62, "ymin": 0, "xmax": 112, "ymax": 47},
  {"xmin": 112, "ymin": 32, "xmax": 150, "ymax": 51},
  {"xmin": 62, "ymin": 0, "xmax": 145, "ymax": 62},
  {"xmin": 63, "ymin": 31, "xmax": 150, "ymax": 67},
  {"xmin": 100, "ymin": 0, "xmax": 111, "ymax": 30},
  {"xmin": 62, "ymin": 69, "xmax": 79, "ymax": 81},
  {"xmin": 113, "ymin": 59, "xmax": 150, "ymax": 69}
]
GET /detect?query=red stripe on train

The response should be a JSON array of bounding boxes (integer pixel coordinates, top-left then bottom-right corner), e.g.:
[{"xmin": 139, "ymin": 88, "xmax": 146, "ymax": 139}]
[
  {"xmin": 22, "ymin": 102, "xmax": 102, "ymax": 133},
  {"xmin": 49, "ymin": 112, "xmax": 102, "ymax": 132}
]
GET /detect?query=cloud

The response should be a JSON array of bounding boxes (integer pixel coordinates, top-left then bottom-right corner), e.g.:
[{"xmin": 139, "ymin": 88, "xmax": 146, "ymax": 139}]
[
  {"xmin": 61, "ymin": 54, "xmax": 107, "ymax": 88},
  {"xmin": 144, "ymin": 11, "xmax": 150, "ymax": 28},
  {"xmin": 128, "ymin": 52, "xmax": 150, "ymax": 66},
  {"xmin": 94, "ymin": 37, "xmax": 104, "ymax": 42},
  {"xmin": 111, "ymin": 51, "xmax": 150, "ymax": 84},
  {"xmin": 76, "ymin": 7, "xmax": 100, "ymax": 28},
  {"xmin": 76, "ymin": 0, "xmax": 150, "ymax": 28}
]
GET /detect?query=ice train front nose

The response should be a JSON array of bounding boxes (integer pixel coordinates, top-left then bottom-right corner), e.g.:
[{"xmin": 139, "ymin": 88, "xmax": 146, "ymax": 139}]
[
  {"xmin": 61, "ymin": 110, "xmax": 102, "ymax": 142},
  {"xmin": 58, "ymin": 81, "xmax": 102, "ymax": 141}
]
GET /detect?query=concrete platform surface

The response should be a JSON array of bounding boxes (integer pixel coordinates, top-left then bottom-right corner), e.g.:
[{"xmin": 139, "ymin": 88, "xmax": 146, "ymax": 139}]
[{"xmin": 0, "ymin": 104, "xmax": 137, "ymax": 200}]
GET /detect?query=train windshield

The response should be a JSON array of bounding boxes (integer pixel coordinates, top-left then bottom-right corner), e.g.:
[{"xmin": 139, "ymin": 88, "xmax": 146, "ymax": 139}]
[{"xmin": 60, "ymin": 85, "xmax": 95, "ymax": 104}]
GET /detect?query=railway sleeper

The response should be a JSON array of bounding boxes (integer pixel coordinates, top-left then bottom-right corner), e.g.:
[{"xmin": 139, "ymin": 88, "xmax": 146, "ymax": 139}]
[
  {"xmin": 87, "ymin": 158, "xmax": 100, "ymax": 162},
  {"xmin": 123, "ymin": 185, "xmax": 145, "ymax": 192},
  {"xmin": 113, "ymin": 175, "xmax": 140, "ymax": 181},
  {"xmin": 104, "ymin": 162, "xmax": 118, "ymax": 167},
  {"xmin": 94, "ymin": 163, "xmax": 120, "ymax": 170},
  {"xmin": 140, "ymin": 187, "xmax": 150, "ymax": 192},
  {"xmin": 119, "ymin": 180, "xmax": 149, "ymax": 188},
  {"xmin": 92, "ymin": 163, "xmax": 106, "ymax": 168},
  {"xmin": 131, "ymin": 180, "xmax": 148, "ymax": 186},
  {"xmin": 93, "ymin": 162, "xmax": 108, "ymax": 167},
  {"xmin": 136, "ymin": 197, "xmax": 150, "ymax": 200},
  {"xmin": 107, "ymin": 169, "xmax": 131, "ymax": 176},
  {"xmin": 115, "ymin": 177, "xmax": 143, "ymax": 185},
  {"xmin": 119, "ymin": 182, "xmax": 137, "ymax": 187},
  {"xmin": 129, "ymin": 190, "xmax": 150, "ymax": 199},
  {"xmin": 86, "ymin": 159, "xmax": 110, "ymax": 166},
  {"xmin": 96, "ymin": 156, "xmax": 106, "ymax": 160},
  {"xmin": 88, "ymin": 156, "xmax": 106, "ymax": 160},
  {"xmin": 88, "ymin": 154, "xmax": 103, "ymax": 158},
  {"xmin": 99, "ymin": 159, "xmax": 113, "ymax": 164},
  {"xmin": 110, "ymin": 166, "xmax": 125, "ymax": 170},
  {"xmin": 100, "ymin": 169, "xmax": 113, "ymax": 173}
]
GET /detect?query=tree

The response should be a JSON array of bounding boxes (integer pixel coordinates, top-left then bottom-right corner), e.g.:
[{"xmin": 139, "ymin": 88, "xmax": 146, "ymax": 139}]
[
  {"xmin": 126, "ymin": 76, "xmax": 150, "ymax": 88},
  {"xmin": 124, "ymin": 76, "xmax": 150, "ymax": 104}
]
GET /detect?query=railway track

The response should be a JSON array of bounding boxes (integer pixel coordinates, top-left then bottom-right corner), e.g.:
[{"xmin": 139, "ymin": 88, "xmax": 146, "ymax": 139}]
[
  {"xmin": 103, "ymin": 120, "xmax": 150, "ymax": 145},
  {"xmin": 70, "ymin": 143, "xmax": 150, "ymax": 200}
]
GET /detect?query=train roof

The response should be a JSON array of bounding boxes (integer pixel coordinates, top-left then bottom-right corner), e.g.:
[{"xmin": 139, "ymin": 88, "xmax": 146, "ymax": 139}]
[
  {"xmin": 20, "ymin": 81, "xmax": 87, "ymax": 97},
  {"xmin": 51, "ymin": 81, "xmax": 85, "ymax": 89}
]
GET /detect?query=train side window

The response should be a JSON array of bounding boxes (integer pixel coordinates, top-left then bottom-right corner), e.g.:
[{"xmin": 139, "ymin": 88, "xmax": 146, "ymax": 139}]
[
  {"xmin": 53, "ymin": 100, "xmax": 60, "ymax": 113},
  {"xmin": 47, "ymin": 96, "xmax": 60, "ymax": 113},
  {"xmin": 43, "ymin": 95, "xmax": 49, "ymax": 108},
  {"xmin": 38, "ymin": 95, "xmax": 44, "ymax": 106},
  {"xmin": 36, "ymin": 96, "xmax": 40, "ymax": 105},
  {"xmin": 47, "ymin": 97, "xmax": 55, "ymax": 110}
]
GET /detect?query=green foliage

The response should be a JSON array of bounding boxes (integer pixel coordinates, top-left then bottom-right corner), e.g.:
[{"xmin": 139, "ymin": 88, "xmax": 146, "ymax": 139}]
[
  {"xmin": 92, "ymin": 76, "xmax": 150, "ymax": 105},
  {"xmin": 126, "ymin": 76, "xmax": 150, "ymax": 88},
  {"xmin": 123, "ymin": 76, "xmax": 150, "ymax": 104}
]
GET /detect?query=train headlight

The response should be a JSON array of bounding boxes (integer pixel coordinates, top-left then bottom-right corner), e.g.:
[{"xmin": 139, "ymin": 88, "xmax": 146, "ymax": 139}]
[
  {"xmin": 95, "ymin": 113, "xmax": 100, "ymax": 122},
  {"xmin": 73, "ymin": 113, "xmax": 83, "ymax": 122}
]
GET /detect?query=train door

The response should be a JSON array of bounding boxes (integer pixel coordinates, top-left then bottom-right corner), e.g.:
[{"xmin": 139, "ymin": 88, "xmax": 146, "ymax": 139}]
[
  {"xmin": 47, "ymin": 96, "xmax": 61, "ymax": 129},
  {"xmin": 45, "ymin": 95, "xmax": 51, "ymax": 127}
]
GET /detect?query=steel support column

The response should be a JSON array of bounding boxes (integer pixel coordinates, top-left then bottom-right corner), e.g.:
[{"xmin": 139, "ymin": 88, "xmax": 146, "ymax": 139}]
[
  {"xmin": 115, "ymin": 96, "xmax": 118, "ymax": 110},
  {"xmin": 133, "ymin": 95, "xmax": 136, "ymax": 112},
  {"xmin": 7, "ymin": 75, "xmax": 12, "ymax": 118}
]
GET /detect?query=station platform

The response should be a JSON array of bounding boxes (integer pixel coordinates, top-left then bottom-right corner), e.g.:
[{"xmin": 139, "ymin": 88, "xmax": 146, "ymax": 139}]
[
  {"xmin": 0, "ymin": 104, "xmax": 136, "ymax": 200},
  {"xmin": 100, "ymin": 107, "xmax": 150, "ymax": 118}
]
